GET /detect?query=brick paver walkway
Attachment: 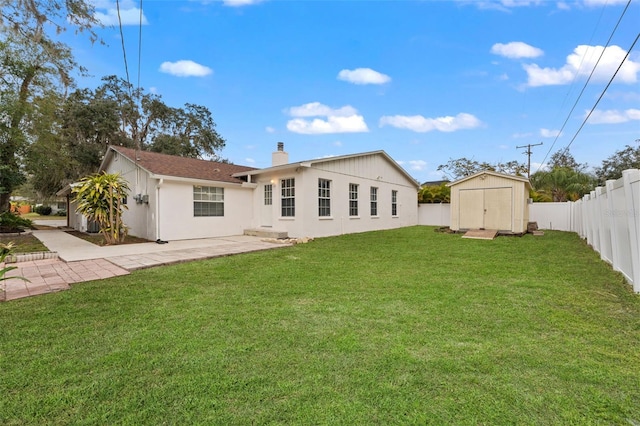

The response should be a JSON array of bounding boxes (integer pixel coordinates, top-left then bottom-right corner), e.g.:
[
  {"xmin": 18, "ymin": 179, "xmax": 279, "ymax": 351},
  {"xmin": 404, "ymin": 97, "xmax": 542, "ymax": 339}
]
[{"xmin": 2, "ymin": 258, "xmax": 129, "ymax": 301}]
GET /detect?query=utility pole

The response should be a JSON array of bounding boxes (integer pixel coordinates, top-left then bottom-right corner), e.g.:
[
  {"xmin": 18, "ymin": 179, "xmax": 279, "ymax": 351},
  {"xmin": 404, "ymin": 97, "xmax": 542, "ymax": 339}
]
[{"xmin": 516, "ymin": 142, "xmax": 543, "ymax": 178}]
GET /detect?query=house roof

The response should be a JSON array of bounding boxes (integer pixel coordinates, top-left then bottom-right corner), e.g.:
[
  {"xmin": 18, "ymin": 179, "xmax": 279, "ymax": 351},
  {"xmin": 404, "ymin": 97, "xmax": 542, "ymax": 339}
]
[
  {"xmin": 103, "ymin": 146, "xmax": 256, "ymax": 184},
  {"xmin": 447, "ymin": 170, "xmax": 532, "ymax": 189},
  {"xmin": 233, "ymin": 150, "xmax": 421, "ymax": 189}
]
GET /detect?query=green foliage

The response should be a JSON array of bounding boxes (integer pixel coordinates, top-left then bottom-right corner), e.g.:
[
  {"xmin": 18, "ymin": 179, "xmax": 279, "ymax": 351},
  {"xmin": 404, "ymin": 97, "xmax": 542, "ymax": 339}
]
[
  {"xmin": 418, "ymin": 182, "xmax": 450, "ymax": 203},
  {"xmin": 0, "ymin": 0, "xmax": 98, "ymax": 211},
  {"xmin": 72, "ymin": 173, "xmax": 129, "ymax": 245},
  {"xmin": 0, "ymin": 211, "xmax": 35, "ymax": 233},
  {"xmin": 530, "ymin": 167, "xmax": 596, "ymax": 202},
  {"xmin": 437, "ymin": 157, "xmax": 527, "ymax": 180},
  {"xmin": 34, "ymin": 205, "xmax": 52, "ymax": 216},
  {"xmin": 595, "ymin": 143, "xmax": 640, "ymax": 184},
  {"xmin": 0, "ymin": 242, "xmax": 30, "ymax": 285}
]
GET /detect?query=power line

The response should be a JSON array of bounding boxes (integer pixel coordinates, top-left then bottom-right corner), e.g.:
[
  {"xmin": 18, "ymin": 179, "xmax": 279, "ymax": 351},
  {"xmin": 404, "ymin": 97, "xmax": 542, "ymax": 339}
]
[
  {"xmin": 137, "ymin": 0, "xmax": 143, "ymax": 93},
  {"xmin": 558, "ymin": 30, "xmax": 640, "ymax": 159},
  {"xmin": 535, "ymin": 0, "xmax": 633, "ymax": 173},
  {"xmin": 115, "ymin": 0, "xmax": 132, "ymax": 97}
]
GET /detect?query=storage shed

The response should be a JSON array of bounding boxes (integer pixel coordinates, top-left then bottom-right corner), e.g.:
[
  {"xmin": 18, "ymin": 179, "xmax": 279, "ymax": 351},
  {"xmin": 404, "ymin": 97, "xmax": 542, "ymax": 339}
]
[{"xmin": 447, "ymin": 171, "xmax": 532, "ymax": 234}]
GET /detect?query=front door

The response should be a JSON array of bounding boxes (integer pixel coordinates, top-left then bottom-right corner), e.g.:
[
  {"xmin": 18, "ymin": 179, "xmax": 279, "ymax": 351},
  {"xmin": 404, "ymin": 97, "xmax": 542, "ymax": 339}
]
[{"xmin": 261, "ymin": 183, "xmax": 273, "ymax": 227}]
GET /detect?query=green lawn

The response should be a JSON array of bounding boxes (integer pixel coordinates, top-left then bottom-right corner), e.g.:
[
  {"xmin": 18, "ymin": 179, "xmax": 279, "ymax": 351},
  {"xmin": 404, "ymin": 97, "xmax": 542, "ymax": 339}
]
[
  {"xmin": 1, "ymin": 227, "xmax": 638, "ymax": 424},
  {"xmin": 0, "ymin": 234, "xmax": 49, "ymax": 253}
]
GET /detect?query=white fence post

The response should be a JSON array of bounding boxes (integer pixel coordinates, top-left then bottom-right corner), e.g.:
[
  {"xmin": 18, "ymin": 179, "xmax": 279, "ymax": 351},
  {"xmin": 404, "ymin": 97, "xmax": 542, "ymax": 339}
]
[
  {"xmin": 622, "ymin": 169, "xmax": 640, "ymax": 293},
  {"xmin": 528, "ymin": 169, "xmax": 639, "ymax": 292}
]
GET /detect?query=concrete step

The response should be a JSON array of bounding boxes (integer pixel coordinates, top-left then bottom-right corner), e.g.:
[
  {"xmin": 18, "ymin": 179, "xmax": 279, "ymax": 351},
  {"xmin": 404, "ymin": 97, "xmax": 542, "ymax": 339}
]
[{"xmin": 244, "ymin": 228, "xmax": 288, "ymax": 239}]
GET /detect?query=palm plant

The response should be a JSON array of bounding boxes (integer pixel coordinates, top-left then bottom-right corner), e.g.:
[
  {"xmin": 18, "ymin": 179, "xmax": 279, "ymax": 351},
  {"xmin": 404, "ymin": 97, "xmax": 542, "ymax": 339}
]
[
  {"xmin": 72, "ymin": 172, "xmax": 130, "ymax": 245},
  {"xmin": 530, "ymin": 167, "xmax": 596, "ymax": 202}
]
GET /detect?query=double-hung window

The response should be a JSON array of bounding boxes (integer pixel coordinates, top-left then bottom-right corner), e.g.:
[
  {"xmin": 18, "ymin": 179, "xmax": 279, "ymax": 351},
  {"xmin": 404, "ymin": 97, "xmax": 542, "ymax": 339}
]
[
  {"xmin": 370, "ymin": 187, "xmax": 378, "ymax": 216},
  {"xmin": 281, "ymin": 178, "xmax": 295, "ymax": 217},
  {"xmin": 194, "ymin": 186, "xmax": 224, "ymax": 217},
  {"xmin": 349, "ymin": 183, "xmax": 358, "ymax": 216},
  {"xmin": 318, "ymin": 179, "xmax": 331, "ymax": 217},
  {"xmin": 391, "ymin": 190, "xmax": 398, "ymax": 216}
]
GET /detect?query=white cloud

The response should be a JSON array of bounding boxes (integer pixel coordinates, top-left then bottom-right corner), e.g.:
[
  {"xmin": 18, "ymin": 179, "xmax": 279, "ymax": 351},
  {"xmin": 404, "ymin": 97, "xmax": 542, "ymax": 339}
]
[
  {"xmin": 512, "ymin": 132, "xmax": 533, "ymax": 138},
  {"xmin": 337, "ymin": 68, "xmax": 391, "ymax": 85},
  {"xmin": 245, "ymin": 158, "xmax": 255, "ymax": 164},
  {"xmin": 583, "ymin": 0, "xmax": 628, "ymax": 6},
  {"xmin": 94, "ymin": 1, "xmax": 149, "ymax": 26},
  {"xmin": 286, "ymin": 102, "xmax": 368, "ymax": 134},
  {"xmin": 159, "ymin": 60, "xmax": 213, "ymax": 77},
  {"xmin": 586, "ymin": 108, "xmax": 640, "ymax": 124},
  {"xmin": 265, "ymin": 126, "xmax": 275, "ymax": 133},
  {"xmin": 540, "ymin": 128, "xmax": 562, "ymax": 138},
  {"xmin": 499, "ymin": 144, "xmax": 510, "ymax": 150},
  {"xmin": 333, "ymin": 141, "xmax": 343, "ymax": 147},
  {"xmin": 223, "ymin": 0, "xmax": 264, "ymax": 6},
  {"xmin": 287, "ymin": 116, "xmax": 369, "ymax": 135},
  {"xmin": 491, "ymin": 42, "xmax": 543, "ymax": 59},
  {"xmin": 149, "ymin": 86, "xmax": 158, "ymax": 94},
  {"xmin": 286, "ymin": 102, "xmax": 356, "ymax": 118},
  {"xmin": 379, "ymin": 113, "xmax": 482, "ymax": 133},
  {"xmin": 406, "ymin": 160, "xmax": 427, "ymax": 171},
  {"xmin": 524, "ymin": 45, "xmax": 640, "ymax": 87}
]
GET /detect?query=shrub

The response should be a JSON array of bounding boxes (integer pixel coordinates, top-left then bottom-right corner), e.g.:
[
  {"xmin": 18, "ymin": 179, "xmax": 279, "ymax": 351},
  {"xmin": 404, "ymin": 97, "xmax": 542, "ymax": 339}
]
[
  {"xmin": 0, "ymin": 212, "xmax": 35, "ymax": 233},
  {"xmin": 56, "ymin": 210, "xmax": 67, "ymax": 217},
  {"xmin": 34, "ymin": 205, "xmax": 53, "ymax": 216}
]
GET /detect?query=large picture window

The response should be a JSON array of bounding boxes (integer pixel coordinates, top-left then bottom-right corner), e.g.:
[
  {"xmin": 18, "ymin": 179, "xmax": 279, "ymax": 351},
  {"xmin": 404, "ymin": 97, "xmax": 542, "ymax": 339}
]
[
  {"xmin": 370, "ymin": 187, "xmax": 378, "ymax": 216},
  {"xmin": 281, "ymin": 178, "xmax": 295, "ymax": 217},
  {"xmin": 349, "ymin": 183, "xmax": 358, "ymax": 216},
  {"xmin": 194, "ymin": 186, "xmax": 224, "ymax": 217},
  {"xmin": 318, "ymin": 179, "xmax": 331, "ymax": 217}
]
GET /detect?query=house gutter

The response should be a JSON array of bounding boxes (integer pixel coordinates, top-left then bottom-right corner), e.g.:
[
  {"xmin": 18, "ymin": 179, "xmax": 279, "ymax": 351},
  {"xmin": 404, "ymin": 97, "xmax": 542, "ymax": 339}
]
[{"xmin": 156, "ymin": 178, "xmax": 163, "ymax": 240}]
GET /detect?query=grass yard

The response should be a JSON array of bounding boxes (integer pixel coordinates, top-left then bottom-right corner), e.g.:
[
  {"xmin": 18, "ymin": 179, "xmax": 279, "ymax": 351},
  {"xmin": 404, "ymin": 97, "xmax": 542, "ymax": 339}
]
[
  {"xmin": 1, "ymin": 227, "xmax": 639, "ymax": 424},
  {"xmin": 65, "ymin": 230, "xmax": 151, "ymax": 246},
  {"xmin": 0, "ymin": 234, "xmax": 49, "ymax": 253}
]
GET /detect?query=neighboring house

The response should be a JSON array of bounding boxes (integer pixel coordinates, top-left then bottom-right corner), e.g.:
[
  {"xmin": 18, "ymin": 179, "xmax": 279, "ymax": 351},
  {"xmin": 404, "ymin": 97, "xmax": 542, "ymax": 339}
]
[
  {"xmin": 448, "ymin": 170, "xmax": 532, "ymax": 234},
  {"xmin": 60, "ymin": 143, "xmax": 421, "ymax": 240}
]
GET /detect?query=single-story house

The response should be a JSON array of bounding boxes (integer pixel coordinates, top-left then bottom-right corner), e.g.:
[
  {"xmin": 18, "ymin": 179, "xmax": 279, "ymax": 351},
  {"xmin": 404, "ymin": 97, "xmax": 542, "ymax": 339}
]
[
  {"xmin": 60, "ymin": 143, "xmax": 421, "ymax": 240},
  {"xmin": 447, "ymin": 170, "xmax": 532, "ymax": 234}
]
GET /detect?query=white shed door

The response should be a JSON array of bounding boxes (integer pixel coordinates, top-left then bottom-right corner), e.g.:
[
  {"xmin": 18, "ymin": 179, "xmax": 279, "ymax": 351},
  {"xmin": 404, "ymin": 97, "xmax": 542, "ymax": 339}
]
[
  {"xmin": 484, "ymin": 187, "xmax": 512, "ymax": 231},
  {"xmin": 459, "ymin": 189, "xmax": 484, "ymax": 229},
  {"xmin": 459, "ymin": 187, "xmax": 512, "ymax": 231}
]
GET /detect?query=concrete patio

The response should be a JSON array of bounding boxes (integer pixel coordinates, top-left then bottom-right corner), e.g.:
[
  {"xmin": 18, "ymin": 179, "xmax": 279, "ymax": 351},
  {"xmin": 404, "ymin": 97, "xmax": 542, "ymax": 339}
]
[{"xmin": 2, "ymin": 230, "xmax": 292, "ymax": 302}]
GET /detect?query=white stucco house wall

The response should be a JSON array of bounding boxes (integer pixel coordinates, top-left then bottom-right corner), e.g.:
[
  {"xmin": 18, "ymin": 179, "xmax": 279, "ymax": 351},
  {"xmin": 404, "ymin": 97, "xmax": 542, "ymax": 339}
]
[{"xmin": 60, "ymin": 143, "xmax": 420, "ymax": 240}]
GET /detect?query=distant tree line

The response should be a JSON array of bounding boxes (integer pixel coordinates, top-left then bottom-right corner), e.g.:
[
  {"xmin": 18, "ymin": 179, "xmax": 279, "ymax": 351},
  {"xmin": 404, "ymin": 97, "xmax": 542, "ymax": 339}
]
[
  {"xmin": 0, "ymin": 0, "xmax": 226, "ymax": 212},
  {"xmin": 431, "ymin": 143, "xmax": 639, "ymax": 203}
]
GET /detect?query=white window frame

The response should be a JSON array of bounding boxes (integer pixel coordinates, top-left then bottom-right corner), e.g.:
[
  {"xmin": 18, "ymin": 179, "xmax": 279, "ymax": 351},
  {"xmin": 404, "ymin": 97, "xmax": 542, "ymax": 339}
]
[
  {"xmin": 281, "ymin": 178, "xmax": 295, "ymax": 217},
  {"xmin": 370, "ymin": 187, "xmax": 378, "ymax": 216},
  {"xmin": 391, "ymin": 190, "xmax": 398, "ymax": 216},
  {"xmin": 349, "ymin": 183, "xmax": 359, "ymax": 217},
  {"xmin": 194, "ymin": 186, "xmax": 224, "ymax": 217},
  {"xmin": 318, "ymin": 178, "xmax": 331, "ymax": 217}
]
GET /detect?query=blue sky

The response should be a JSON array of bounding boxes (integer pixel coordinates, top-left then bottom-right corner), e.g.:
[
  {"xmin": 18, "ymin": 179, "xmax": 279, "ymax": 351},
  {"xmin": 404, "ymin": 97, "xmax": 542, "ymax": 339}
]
[{"xmin": 68, "ymin": 0, "xmax": 639, "ymax": 181}]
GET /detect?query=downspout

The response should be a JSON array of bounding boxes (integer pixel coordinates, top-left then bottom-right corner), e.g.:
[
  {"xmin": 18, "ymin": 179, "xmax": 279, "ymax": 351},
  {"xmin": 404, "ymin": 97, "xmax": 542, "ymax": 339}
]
[{"xmin": 156, "ymin": 178, "xmax": 163, "ymax": 240}]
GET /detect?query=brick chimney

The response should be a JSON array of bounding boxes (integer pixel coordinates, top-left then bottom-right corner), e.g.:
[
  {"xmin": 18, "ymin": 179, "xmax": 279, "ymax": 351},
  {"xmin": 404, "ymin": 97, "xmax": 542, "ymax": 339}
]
[{"xmin": 272, "ymin": 142, "xmax": 289, "ymax": 166}]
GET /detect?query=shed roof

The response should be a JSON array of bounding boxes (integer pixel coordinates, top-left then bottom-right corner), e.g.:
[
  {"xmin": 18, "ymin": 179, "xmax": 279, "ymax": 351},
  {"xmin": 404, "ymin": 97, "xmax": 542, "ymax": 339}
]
[
  {"xmin": 102, "ymin": 146, "xmax": 256, "ymax": 184},
  {"xmin": 447, "ymin": 170, "xmax": 532, "ymax": 189}
]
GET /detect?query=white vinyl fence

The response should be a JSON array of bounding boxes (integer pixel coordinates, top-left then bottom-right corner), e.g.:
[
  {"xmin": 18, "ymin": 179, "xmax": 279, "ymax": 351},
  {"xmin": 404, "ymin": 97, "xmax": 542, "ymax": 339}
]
[
  {"xmin": 419, "ymin": 169, "xmax": 640, "ymax": 292},
  {"xmin": 529, "ymin": 169, "xmax": 639, "ymax": 292},
  {"xmin": 417, "ymin": 203, "xmax": 450, "ymax": 227}
]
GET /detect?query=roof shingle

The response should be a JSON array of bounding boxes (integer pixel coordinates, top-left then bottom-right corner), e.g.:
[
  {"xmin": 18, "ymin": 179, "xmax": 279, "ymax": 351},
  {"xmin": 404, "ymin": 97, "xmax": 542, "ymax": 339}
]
[{"xmin": 108, "ymin": 146, "xmax": 255, "ymax": 184}]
